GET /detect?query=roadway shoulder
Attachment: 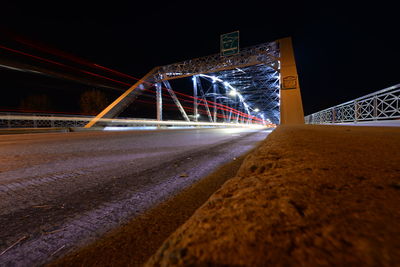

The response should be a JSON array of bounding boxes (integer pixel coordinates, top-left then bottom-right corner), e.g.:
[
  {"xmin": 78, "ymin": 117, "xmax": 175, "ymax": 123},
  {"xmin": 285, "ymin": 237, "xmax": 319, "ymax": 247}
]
[{"xmin": 146, "ymin": 124, "xmax": 400, "ymax": 266}]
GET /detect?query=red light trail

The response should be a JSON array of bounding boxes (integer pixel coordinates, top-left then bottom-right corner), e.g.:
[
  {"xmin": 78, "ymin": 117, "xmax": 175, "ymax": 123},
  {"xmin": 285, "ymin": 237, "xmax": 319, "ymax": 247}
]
[
  {"xmin": 0, "ymin": 42, "xmax": 263, "ymax": 122},
  {"xmin": 0, "ymin": 44, "xmax": 132, "ymax": 87}
]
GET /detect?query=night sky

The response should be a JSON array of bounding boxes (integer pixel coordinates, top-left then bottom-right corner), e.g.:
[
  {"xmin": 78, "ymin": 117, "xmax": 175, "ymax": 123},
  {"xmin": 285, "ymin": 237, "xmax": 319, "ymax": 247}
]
[{"xmin": 0, "ymin": 1, "xmax": 399, "ymax": 116}]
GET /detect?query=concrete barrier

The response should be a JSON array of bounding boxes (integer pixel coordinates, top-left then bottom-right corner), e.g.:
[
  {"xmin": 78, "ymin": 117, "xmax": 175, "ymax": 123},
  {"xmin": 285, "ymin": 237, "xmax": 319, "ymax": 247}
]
[{"xmin": 146, "ymin": 124, "xmax": 400, "ymax": 266}]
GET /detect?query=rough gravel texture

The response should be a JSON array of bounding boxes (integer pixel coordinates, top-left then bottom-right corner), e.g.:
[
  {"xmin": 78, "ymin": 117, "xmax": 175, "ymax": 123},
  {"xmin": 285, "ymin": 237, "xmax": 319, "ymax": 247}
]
[{"xmin": 146, "ymin": 125, "xmax": 400, "ymax": 266}]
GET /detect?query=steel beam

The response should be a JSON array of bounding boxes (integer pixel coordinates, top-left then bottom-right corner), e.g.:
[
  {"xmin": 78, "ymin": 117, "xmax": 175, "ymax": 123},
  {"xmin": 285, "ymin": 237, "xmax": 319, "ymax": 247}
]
[
  {"xmin": 218, "ymin": 98, "xmax": 227, "ymax": 123},
  {"xmin": 156, "ymin": 82, "xmax": 162, "ymax": 121},
  {"xmin": 228, "ymin": 109, "xmax": 232, "ymax": 123},
  {"xmin": 159, "ymin": 42, "xmax": 279, "ymax": 81},
  {"xmin": 213, "ymin": 83, "xmax": 218, "ymax": 123},
  {"xmin": 197, "ymin": 76, "xmax": 213, "ymax": 122},
  {"xmin": 193, "ymin": 75, "xmax": 198, "ymax": 122},
  {"xmin": 162, "ymin": 80, "xmax": 190, "ymax": 122},
  {"xmin": 84, "ymin": 67, "xmax": 159, "ymax": 128},
  {"xmin": 235, "ymin": 103, "xmax": 240, "ymax": 123}
]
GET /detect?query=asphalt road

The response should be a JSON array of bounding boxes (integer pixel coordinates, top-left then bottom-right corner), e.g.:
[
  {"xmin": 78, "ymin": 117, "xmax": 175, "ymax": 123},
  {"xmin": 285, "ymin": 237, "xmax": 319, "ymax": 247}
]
[{"xmin": 0, "ymin": 127, "xmax": 270, "ymax": 266}]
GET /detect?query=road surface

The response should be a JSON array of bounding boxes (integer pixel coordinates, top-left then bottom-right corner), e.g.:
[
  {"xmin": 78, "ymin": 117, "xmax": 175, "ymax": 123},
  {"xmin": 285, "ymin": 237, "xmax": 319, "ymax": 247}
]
[{"xmin": 0, "ymin": 127, "xmax": 270, "ymax": 266}]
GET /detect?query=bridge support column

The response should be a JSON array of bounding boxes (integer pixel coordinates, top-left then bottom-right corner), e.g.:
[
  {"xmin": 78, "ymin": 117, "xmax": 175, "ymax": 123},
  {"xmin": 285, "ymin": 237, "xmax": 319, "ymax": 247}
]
[
  {"xmin": 278, "ymin": 37, "xmax": 304, "ymax": 124},
  {"xmin": 193, "ymin": 76, "xmax": 198, "ymax": 122},
  {"xmin": 156, "ymin": 82, "xmax": 162, "ymax": 122},
  {"xmin": 213, "ymin": 83, "xmax": 218, "ymax": 123},
  {"xmin": 219, "ymin": 99, "xmax": 227, "ymax": 123},
  {"xmin": 235, "ymin": 103, "xmax": 240, "ymax": 123}
]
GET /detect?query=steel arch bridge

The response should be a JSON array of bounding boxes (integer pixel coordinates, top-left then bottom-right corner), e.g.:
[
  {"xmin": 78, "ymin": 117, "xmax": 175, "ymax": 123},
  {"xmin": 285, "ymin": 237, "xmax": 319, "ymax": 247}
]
[{"xmin": 85, "ymin": 37, "xmax": 304, "ymax": 128}]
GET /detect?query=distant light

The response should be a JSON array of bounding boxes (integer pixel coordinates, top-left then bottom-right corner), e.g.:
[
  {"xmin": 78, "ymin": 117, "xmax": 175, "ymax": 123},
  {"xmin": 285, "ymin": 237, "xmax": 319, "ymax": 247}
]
[
  {"xmin": 199, "ymin": 74, "xmax": 222, "ymax": 83},
  {"xmin": 254, "ymin": 108, "xmax": 260, "ymax": 112},
  {"xmin": 223, "ymin": 81, "xmax": 229, "ymax": 87},
  {"xmin": 229, "ymin": 90, "xmax": 237, "ymax": 96},
  {"xmin": 196, "ymin": 114, "xmax": 200, "ymax": 118},
  {"xmin": 104, "ymin": 126, "xmax": 157, "ymax": 131}
]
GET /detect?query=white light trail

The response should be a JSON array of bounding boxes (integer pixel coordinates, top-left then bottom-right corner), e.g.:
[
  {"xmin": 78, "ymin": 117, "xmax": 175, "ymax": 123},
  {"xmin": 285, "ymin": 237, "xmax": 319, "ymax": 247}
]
[{"xmin": 0, "ymin": 115, "xmax": 267, "ymax": 128}]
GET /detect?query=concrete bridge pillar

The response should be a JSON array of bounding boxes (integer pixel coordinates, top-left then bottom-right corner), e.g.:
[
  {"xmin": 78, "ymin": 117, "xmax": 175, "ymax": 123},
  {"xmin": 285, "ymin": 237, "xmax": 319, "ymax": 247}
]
[{"xmin": 278, "ymin": 37, "xmax": 305, "ymax": 124}]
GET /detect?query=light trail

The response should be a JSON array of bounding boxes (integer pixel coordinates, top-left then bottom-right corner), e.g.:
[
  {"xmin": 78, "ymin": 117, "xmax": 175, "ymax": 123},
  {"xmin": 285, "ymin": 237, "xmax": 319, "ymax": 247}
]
[
  {"xmin": 134, "ymin": 99, "xmax": 239, "ymax": 121},
  {"xmin": 2, "ymin": 32, "xmax": 269, "ymax": 123},
  {"xmin": 0, "ymin": 114, "xmax": 265, "ymax": 126},
  {"xmin": 0, "ymin": 44, "xmax": 132, "ymax": 87},
  {"xmin": 2, "ymin": 40, "xmax": 263, "ymax": 121},
  {"xmin": 0, "ymin": 43, "xmax": 253, "ymax": 120},
  {"xmin": 144, "ymin": 87, "xmax": 262, "ymax": 121},
  {"xmin": 0, "ymin": 43, "xmax": 263, "ymax": 122},
  {"xmin": 6, "ymin": 33, "xmax": 139, "ymax": 81},
  {"xmin": 123, "ymin": 85, "xmax": 260, "ymax": 121}
]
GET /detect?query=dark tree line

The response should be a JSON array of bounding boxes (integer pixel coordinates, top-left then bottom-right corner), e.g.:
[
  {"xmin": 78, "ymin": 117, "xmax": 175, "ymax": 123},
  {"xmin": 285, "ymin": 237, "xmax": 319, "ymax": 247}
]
[{"xmin": 18, "ymin": 90, "xmax": 109, "ymax": 115}]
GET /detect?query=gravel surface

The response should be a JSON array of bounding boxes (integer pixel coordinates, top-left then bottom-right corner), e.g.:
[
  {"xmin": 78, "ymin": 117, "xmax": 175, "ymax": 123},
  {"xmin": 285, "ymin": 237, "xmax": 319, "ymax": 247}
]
[
  {"xmin": 146, "ymin": 125, "xmax": 400, "ymax": 266},
  {"xmin": 0, "ymin": 128, "xmax": 270, "ymax": 266}
]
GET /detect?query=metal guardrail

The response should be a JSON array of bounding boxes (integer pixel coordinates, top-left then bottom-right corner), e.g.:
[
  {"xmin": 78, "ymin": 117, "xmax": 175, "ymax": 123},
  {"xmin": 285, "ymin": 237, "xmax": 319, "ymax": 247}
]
[
  {"xmin": 0, "ymin": 112, "xmax": 267, "ymax": 129},
  {"xmin": 305, "ymin": 84, "xmax": 400, "ymax": 124},
  {"xmin": 0, "ymin": 112, "xmax": 90, "ymax": 128}
]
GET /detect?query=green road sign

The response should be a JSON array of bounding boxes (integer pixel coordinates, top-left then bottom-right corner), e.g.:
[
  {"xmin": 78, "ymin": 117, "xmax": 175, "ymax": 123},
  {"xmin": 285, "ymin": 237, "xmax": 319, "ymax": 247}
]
[{"xmin": 220, "ymin": 31, "xmax": 239, "ymax": 56}]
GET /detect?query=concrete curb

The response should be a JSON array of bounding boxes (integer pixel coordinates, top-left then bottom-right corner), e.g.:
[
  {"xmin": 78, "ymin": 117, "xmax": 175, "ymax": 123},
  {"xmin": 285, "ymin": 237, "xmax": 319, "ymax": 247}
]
[{"xmin": 145, "ymin": 124, "xmax": 400, "ymax": 266}]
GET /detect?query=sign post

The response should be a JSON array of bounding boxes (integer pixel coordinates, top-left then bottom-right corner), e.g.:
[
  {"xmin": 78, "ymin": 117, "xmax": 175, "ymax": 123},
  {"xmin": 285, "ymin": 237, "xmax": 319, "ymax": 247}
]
[{"xmin": 220, "ymin": 31, "xmax": 239, "ymax": 56}]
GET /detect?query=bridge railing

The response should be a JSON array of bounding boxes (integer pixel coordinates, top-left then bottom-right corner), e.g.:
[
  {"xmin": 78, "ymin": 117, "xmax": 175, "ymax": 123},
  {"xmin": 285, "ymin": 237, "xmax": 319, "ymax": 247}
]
[
  {"xmin": 305, "ymin": 84, "xmax": 400, "ymax": 124},
  {"xmin": 0, "ymin": 112, "xmax": 267, "ymax": 129},
  {"xmin": 0, "ymin": 112, "xmax": 90, "ymax": 128}
]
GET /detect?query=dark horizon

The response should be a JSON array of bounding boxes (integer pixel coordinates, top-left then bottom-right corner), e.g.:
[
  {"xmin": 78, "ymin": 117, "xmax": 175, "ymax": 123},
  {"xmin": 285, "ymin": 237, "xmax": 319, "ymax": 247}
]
[{"xmin": 1, "ymin": 1, "xmax": 399, "ymax": 116}]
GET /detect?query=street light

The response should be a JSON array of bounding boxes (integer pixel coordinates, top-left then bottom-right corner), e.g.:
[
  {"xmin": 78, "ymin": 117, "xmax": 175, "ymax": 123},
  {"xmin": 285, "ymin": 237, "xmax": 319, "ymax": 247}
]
[{"xmin": 229, "ymin": 90, "xmax": 237, "ymax": 96}]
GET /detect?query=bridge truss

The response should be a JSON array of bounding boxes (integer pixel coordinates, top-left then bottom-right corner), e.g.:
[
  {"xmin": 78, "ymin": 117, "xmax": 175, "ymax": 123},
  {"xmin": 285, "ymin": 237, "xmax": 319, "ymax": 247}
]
[{"xmin": 85, "ymin": 37, "xmax": 303, "ymax": 128}]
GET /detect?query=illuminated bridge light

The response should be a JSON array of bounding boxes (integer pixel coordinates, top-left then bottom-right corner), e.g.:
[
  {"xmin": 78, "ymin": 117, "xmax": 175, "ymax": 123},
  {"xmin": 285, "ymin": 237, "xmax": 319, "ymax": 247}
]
[{"xmin": 229, "ymin": 90, "xmax": 238, "ymax": 96}]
